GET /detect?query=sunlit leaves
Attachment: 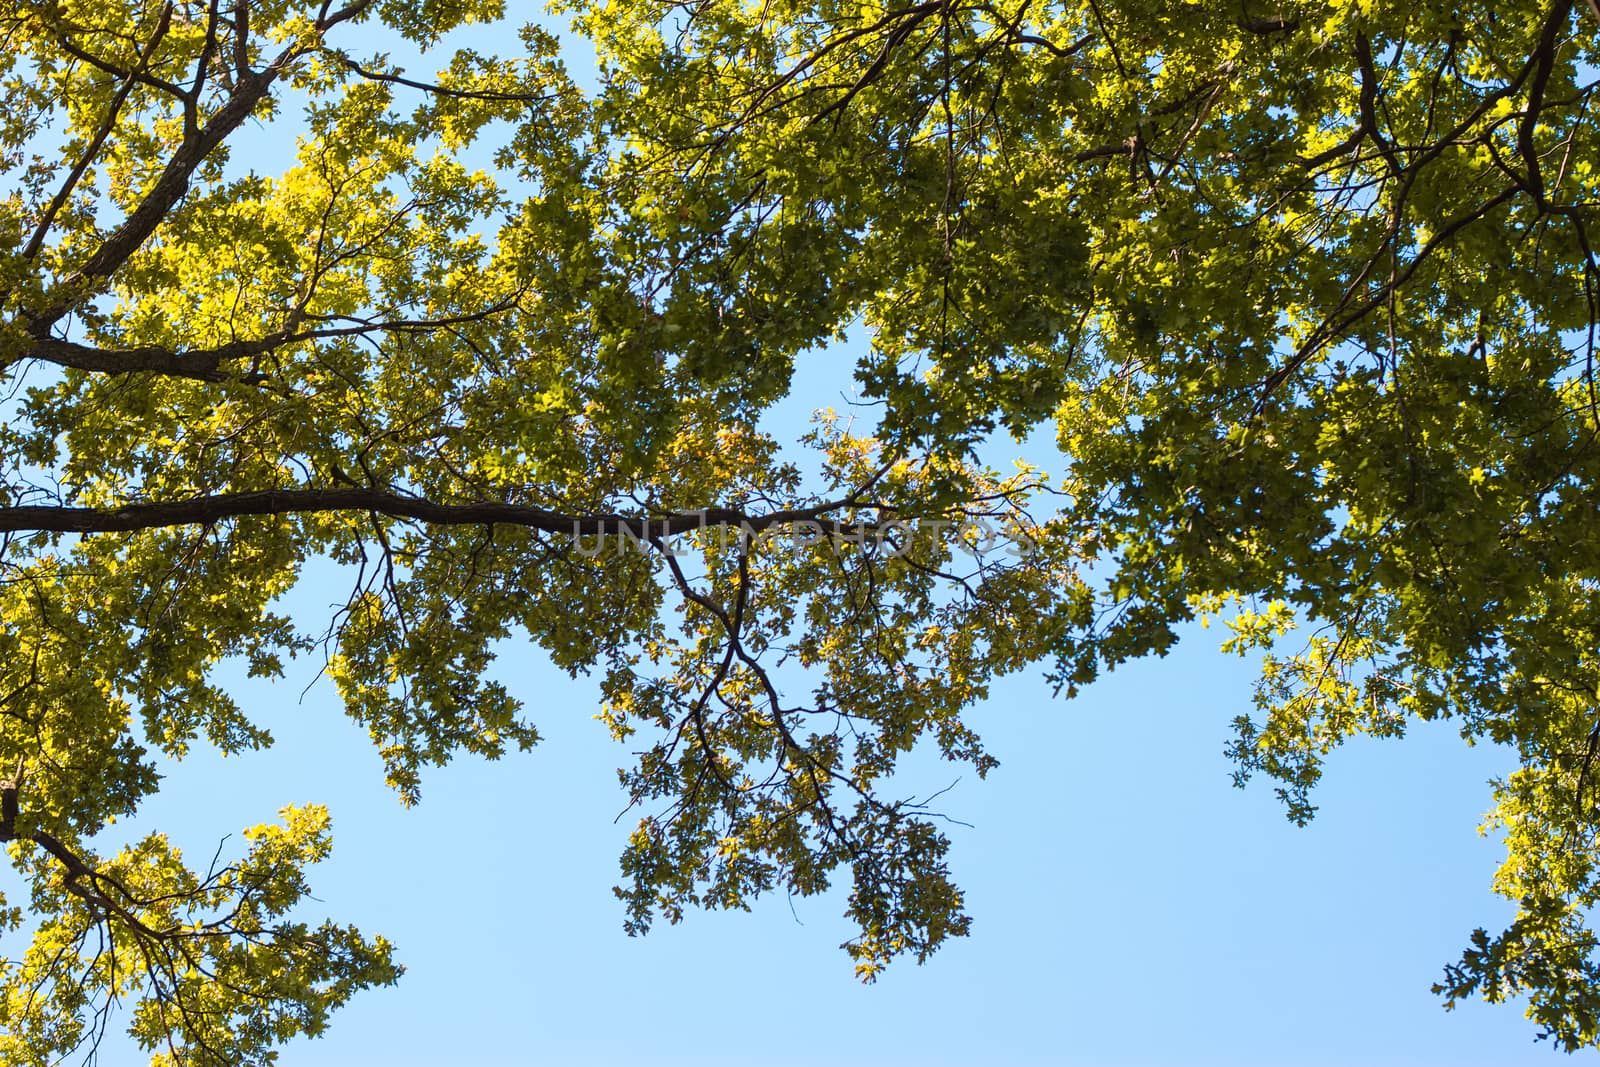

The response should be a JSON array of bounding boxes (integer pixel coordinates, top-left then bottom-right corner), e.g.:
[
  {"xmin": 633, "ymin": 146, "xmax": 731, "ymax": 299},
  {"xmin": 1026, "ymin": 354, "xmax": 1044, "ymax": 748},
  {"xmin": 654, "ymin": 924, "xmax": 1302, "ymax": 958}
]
[{"xmin": 3, "ymin": 0, "xmax": 1600, "ymax": 1056}]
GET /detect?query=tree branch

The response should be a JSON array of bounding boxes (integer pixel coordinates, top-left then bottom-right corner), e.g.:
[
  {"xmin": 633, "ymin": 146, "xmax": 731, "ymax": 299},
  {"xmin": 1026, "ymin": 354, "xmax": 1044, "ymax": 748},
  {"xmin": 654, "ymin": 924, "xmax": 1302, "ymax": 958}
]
[
  {"xmin": 0, "ymin": 487, "xmax": 884, "ymax": 541},
  {"xmin": 28, "ymin": 4, "xmax": 375, "ymax": 326},
  {"xmin": 25, "ymin": 5, "xmax": 175, "ymax": 260},
  {"xmin": 23, "ymin": 333, "xmax": 277, "ymax": 382}
]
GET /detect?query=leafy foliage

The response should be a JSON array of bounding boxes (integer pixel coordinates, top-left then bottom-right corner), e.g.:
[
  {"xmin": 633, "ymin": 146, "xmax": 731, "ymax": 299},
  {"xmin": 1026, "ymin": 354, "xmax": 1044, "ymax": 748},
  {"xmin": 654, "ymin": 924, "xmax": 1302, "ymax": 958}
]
[{"xmin": 0, "ymin": 0, "xmax": 1598, "ymax": 1057}]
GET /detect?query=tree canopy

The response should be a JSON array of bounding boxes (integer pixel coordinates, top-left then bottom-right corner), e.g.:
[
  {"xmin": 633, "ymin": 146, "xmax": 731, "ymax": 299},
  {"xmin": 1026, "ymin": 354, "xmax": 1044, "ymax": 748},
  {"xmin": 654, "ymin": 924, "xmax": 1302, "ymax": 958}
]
[{"xmin": 0, "ymin": 0, "xmax": 1598, "ymax": 1058}]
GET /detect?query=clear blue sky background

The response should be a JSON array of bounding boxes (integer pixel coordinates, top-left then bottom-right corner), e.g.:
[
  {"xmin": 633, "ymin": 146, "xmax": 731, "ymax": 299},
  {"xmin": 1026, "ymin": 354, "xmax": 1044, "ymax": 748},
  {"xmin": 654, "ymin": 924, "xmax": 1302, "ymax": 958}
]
[
  {"xmin": 40, "ymin": 9, "xmax": 1569, "ymax": 1065},
  {"xmin": 123, "ymin": 588, "xmax": 1539, "ymax": 1066}
]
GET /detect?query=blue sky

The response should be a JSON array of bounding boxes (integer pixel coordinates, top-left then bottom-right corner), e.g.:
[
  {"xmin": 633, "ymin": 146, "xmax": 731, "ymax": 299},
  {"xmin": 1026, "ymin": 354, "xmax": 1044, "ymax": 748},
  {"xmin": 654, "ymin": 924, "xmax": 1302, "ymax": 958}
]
[
  {"xmin": 121, "ymin": 592, "xmax": 1540, "ymax": 1065},
  {"xmin": 18, "ymin": 8, "xmax": 1570, "ymax": 1065}
]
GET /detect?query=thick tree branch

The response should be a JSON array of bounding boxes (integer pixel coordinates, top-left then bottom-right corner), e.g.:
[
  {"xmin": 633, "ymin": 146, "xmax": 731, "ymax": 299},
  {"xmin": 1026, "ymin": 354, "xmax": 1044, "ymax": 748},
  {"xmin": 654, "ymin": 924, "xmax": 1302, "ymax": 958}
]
[
  {"xmin": 24, "ymin": 333, "xmax": 277, "ymax": 381},
  {"xmin": 19, "ymin": 298, "xmax": 522, "ymax": 382},
  {"xmin": 0, "ymin": 487, "xmax": 883, "ymax": 541},
  {"xmin": 1520, "ymin": 0, "xmax": 1576, "ymax": 208}
]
